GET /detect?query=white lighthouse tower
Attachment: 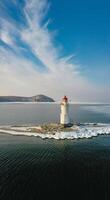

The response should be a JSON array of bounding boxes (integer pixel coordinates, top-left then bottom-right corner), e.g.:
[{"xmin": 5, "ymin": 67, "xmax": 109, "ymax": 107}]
[{"xmin": 60, "ymin": 96, "xmax": 70, "ymax": 127}]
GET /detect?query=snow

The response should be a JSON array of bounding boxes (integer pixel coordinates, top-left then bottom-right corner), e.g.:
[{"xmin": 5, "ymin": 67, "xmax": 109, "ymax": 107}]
[{"xmin": 0, "ymin": 123, "xmax": 110, "ymax": 140}]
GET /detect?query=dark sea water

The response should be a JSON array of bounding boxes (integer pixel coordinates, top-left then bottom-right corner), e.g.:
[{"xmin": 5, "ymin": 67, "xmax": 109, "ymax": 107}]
[{"xmin": 0, "ymin": 103, "xmax": 110, "ymax": 199}]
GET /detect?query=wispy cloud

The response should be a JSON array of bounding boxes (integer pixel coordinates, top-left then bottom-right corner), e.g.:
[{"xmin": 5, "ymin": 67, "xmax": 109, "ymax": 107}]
[{"xmin": 0, "ymin": 0, "xmax": 109, "ymax": 102}]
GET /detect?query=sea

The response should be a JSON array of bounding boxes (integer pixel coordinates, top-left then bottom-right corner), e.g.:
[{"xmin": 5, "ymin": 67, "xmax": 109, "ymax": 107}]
[{"xmin": 0, "ymin": 103, "xmax": 110, "ymax": 199}]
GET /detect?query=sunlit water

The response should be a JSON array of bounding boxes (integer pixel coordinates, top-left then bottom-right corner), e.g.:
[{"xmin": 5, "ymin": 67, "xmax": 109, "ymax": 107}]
[{"xmin": 0, "ymin": 103, "xmax": 110, "ymax": 199}]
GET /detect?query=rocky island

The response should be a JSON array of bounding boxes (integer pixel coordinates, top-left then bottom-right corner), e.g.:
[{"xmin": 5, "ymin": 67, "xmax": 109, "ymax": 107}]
[{"xmin": 0, "ymin": 123, "xmax": 110, "ymax": 140}]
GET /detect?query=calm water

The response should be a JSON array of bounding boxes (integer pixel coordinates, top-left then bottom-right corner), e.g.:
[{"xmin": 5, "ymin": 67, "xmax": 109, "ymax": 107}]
[
  {"xmin": 0, "ymin": 103, "xmax": 110, "ymax": 125},
  {"xmin": 0, "ymin": 103, "xmax": 110, "ymax": 199}
]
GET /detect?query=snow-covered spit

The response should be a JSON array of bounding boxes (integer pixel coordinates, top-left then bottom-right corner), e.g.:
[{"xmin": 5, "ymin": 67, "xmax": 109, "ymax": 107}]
[{"xmin": 0, "ymin": 123, "xmax": 110, "ymax": 140}]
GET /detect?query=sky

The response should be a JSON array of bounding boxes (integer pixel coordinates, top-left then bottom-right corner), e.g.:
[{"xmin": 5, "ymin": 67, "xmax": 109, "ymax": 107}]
[{"xmin": 0, "ymin": 0, "xmax": 110, "ymax": 102}]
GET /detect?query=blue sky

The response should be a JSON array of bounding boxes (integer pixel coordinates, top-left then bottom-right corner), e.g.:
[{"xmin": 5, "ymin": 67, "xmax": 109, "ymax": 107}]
[
  {"xmin": 50, "ymin": 0, "xmax": 110, "ymax": 82},
  {"xmin": 0, "ymin": 0, "xmax": 110, "ymax": 102}
]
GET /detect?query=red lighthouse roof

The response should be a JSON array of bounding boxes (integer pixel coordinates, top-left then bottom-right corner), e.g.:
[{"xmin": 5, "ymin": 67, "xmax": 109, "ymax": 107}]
[{"xmin": 63, "ymin": 95, "xmax": 68, "ymax": 102}]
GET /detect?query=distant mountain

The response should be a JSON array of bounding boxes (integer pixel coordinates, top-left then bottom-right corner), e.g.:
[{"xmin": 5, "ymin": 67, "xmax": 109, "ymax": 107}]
[
  {"xmin": 0, "ymin": 95, "xmax": 55, "ymax": 102},
  {"xmin": 32, "ymin": 95, "xmax": 55, "ymax": 102}
]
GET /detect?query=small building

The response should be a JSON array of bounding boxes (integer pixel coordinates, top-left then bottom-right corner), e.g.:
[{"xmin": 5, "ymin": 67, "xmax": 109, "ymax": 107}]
[{"xmin": 60, "ymin": 96, "xmax": 70, "ymax": 127}]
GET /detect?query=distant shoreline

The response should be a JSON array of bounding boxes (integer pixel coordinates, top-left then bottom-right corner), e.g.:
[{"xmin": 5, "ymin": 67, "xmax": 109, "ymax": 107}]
[{"xmin": 0, "ymin": 94, "xmax": 55, "ymax": 103}]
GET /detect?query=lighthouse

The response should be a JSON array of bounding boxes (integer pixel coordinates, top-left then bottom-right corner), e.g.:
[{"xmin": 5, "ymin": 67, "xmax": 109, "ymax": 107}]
[{"xmin": 60, "ymin": 96, "xmax": 70, "ymax": 127}]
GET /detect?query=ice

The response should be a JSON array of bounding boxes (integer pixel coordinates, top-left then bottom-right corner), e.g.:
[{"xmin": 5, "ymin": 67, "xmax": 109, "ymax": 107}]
[{"xmin": 0, "ymin": 123, "xmax": 110, "ymax": 140}]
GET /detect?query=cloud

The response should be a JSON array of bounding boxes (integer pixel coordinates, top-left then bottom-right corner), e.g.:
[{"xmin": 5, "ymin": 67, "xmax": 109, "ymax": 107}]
[{"xmin": 0, "ymin": 0, "xmax": 109, "ymax": 102}]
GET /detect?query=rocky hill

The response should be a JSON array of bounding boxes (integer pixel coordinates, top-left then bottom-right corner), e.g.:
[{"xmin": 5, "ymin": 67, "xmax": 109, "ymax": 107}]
[{"xmin": 0, "ymin": 95, "xmax": 55, "ymax": 102}]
